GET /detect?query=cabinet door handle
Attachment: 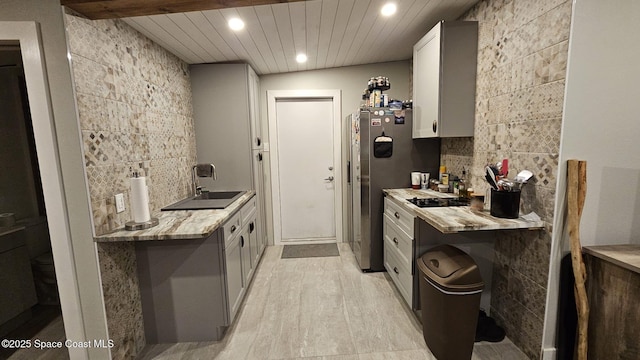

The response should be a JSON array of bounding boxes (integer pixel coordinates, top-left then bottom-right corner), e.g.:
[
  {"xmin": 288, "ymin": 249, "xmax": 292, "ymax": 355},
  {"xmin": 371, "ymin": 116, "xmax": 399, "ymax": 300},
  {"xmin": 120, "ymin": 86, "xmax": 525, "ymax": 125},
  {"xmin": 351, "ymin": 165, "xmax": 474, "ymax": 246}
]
[
  {"xmin": 257, "ymin": 137, "xmax": 261, "ymax": 146},
  {"xmin": 394, "ymin": 212, "xmax": 400, "ymax": 219},
  {"xmin": 241, "ymin": 236, "xmax": 245, "ymax": 247},
  {"xmin": 249, "ymin": 222, "xmax": 255, "ymax": 233},
  {"xmin": 230, "ymin": 225, "xmax": 237, "ymax": 233},
  {"xmin": 393, "ymin": 267, "xmax": 399, "ymax": 274},
  {"xmin": 432, "ymin": 120, "xmax": 437, "ymax": 133},
  {"xmin": 393, "ymin": 237, "xmax": 398, "ymax": 245},
  {"xmin": 258, "ymin": 153, "xmax": 263, "ymax": 161}
]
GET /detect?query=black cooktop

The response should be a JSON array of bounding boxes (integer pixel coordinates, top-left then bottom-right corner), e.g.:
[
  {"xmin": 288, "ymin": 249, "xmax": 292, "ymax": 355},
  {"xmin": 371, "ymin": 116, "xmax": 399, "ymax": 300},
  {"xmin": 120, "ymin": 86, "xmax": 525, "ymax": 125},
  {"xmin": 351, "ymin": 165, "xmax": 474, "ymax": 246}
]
[{"xmin": 407, "ymin": 197, "xmax": 470, "ymax": 208}]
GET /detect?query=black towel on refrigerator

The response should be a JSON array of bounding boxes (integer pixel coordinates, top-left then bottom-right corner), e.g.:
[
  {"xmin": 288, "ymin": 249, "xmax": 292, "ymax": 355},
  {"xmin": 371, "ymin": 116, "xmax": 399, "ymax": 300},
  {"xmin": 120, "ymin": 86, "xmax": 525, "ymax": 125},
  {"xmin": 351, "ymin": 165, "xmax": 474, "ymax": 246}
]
[{"xmin": 373, "ymin": 132, "xmax": 392, "ymax": 158}]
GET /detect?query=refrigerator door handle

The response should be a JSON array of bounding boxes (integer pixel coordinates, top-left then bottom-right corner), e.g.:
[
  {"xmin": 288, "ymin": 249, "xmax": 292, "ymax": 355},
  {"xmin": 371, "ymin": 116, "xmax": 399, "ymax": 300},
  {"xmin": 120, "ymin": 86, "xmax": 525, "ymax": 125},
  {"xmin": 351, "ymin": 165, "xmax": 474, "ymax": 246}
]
[{"xmin": 347, "ymin": 161, "xmax": 351, "ymax": 183}]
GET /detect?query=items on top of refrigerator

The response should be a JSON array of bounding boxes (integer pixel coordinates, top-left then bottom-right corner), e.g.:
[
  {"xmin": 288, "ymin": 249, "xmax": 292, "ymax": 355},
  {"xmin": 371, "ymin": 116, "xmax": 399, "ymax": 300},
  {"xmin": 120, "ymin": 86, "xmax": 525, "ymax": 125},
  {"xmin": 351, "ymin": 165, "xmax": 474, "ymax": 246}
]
[
  {"xmin": 389, "ymin": 100, "xmax": 403, "ymax": 110},
  {"xmin": 361, "ymin": 76, "xmax": 412, "ymax": 109},
  {"xmin": 363, "ymin": 76, "xmax": 392, "ymax": 108},
  {"xmin": 368, "ymin": 76, "xmax": 390, "ymax": 91}
]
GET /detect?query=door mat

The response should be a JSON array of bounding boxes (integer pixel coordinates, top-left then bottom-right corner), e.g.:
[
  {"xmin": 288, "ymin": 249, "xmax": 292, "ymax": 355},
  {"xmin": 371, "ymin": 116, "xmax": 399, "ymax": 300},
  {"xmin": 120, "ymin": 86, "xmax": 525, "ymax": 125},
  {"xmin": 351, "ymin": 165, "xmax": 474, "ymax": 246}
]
[{"xmin": 281, "ymin": 243, "xmax": 340, "ymax": 259}]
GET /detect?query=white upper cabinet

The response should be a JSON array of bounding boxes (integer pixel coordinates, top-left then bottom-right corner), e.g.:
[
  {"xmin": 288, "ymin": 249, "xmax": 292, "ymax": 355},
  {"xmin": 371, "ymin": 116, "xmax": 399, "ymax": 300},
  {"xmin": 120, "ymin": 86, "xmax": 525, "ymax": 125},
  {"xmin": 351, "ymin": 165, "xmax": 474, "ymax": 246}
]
[{"xmin": 412, "ymin": 21, "xmax": 478, "ymax": 138}]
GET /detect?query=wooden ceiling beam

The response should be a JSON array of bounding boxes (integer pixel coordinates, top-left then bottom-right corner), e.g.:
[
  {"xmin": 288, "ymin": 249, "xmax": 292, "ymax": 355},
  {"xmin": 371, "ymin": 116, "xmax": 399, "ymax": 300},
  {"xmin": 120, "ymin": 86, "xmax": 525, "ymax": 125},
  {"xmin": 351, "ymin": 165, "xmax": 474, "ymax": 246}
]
[{"xmin": 60, "ymin": 0, "xmax": 306, "ymax": 20}]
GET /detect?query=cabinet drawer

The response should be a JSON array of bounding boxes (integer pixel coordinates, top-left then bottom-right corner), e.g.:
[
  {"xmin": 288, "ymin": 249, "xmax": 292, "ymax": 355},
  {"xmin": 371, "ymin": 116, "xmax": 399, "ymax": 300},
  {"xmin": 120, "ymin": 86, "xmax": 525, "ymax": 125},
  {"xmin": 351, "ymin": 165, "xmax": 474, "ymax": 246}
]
[
  {"xmin": 384, "ymin": 244, "xmax": 413, "ymax": 307},
  {"xmin": 384, "ymin": 197, "xmax": 414, "ymax": 236},
  {"xmin": 383, "ymin": 214, "xmax": 413, "ymax": 269},
  {"xmin": 223, "ymin": 212, "xmax": 242, "ymax": 248},
  {"xmin": 240, "ymin": 196, "xmax": 256, "ymax": 225}
]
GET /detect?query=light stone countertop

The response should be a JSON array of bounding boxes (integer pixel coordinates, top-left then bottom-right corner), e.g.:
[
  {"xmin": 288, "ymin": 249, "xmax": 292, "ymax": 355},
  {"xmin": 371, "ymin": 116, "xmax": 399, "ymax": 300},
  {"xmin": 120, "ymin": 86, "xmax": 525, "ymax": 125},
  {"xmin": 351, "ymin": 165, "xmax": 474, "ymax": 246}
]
[
  {"xmin": 583, "ymin": 244, "xmax": 640, "ymax": 274},
  {"xmin": 383, "ymin": 188, "xmax": 545, "ymax": 234},
  {"xmin": 95, "ymin": 191, "xmax": 255, "ymax": 242}
]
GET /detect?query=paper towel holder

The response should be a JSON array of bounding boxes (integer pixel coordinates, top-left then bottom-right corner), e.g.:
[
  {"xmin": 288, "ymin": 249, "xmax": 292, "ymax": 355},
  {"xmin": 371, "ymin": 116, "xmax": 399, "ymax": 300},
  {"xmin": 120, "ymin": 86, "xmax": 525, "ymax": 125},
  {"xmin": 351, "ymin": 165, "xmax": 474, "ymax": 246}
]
[
  {"xmin": 126, "ymin": 167, "xmax": 159, "ymax": 231},
  {"xmin": 125, "ymin": 217, "xmax": 159, "ymax": 231}
]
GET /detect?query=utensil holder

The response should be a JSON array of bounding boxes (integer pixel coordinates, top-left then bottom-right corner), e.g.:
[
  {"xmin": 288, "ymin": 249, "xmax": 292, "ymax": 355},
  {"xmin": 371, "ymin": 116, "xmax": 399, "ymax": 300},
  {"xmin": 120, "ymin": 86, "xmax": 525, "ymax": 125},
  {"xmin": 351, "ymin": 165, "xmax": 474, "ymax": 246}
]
[{"xmin": 490, "ymin": 189, "xmax": 521, "ymax": 219}]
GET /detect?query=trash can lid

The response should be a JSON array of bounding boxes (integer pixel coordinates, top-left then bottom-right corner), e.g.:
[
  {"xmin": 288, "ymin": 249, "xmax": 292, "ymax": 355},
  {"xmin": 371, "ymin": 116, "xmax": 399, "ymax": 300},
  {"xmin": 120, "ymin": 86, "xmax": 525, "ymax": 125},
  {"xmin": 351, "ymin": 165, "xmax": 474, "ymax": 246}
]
[{"xmin": 418, "ymin": 244, "xmax": 484, "ymax": 293}]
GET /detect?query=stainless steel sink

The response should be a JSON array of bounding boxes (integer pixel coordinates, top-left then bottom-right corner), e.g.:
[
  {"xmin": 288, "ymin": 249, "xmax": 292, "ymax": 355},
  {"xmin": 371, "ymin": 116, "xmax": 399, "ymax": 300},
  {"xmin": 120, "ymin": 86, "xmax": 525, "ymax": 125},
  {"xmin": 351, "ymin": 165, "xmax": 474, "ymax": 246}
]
[{"xmin": 161, "ymin": 190, "xmax": 246, "ymax": 211}]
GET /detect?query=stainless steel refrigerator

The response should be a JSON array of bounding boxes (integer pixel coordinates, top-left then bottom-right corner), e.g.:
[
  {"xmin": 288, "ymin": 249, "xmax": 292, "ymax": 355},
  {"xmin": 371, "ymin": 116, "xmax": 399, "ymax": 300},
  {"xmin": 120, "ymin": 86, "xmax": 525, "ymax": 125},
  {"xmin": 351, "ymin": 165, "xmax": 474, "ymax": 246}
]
[{"xmin": 346, "ymin": 108, "xmax": 440, "ymax": 271}]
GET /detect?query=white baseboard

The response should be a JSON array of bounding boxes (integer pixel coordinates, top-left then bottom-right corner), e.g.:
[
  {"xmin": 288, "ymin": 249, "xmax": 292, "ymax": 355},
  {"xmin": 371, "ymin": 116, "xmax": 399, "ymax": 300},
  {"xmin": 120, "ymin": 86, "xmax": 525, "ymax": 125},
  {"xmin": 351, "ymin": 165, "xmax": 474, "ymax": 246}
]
[{"xmin": 542, "ymin": 348, "xmax": 556, "ymax": 360}]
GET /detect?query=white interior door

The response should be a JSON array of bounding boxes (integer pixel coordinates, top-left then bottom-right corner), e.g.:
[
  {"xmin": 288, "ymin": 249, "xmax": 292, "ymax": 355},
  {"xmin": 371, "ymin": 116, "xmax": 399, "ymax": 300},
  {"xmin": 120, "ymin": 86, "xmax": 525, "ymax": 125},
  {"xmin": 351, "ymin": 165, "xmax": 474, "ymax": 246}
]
[{"xmin": 268, "ymin": 90, "xmax": 342, "ymax": 245}]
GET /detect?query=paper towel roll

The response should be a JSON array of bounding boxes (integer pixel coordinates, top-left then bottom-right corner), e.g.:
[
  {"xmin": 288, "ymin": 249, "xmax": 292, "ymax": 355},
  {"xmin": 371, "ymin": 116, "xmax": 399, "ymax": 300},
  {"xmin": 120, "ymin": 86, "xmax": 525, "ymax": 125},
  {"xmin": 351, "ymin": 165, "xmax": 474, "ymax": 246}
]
[{"xmin": 130, "ymin": 176, "xmax": 151, "ymax": 223}]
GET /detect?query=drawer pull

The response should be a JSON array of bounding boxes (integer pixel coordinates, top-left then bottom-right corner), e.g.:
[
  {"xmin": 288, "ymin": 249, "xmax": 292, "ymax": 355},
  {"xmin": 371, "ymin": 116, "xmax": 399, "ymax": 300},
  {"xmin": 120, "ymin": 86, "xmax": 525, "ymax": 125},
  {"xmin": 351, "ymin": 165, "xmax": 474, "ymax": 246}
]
[
  {"xmin": 394, "ymin": 212, "xmax": 400, "ymax": 219},
  {"xmin": 393, "ymin": 267, "xmax": 399, "ymax": 274},
  {"xmin": 241, "ymin": 236, "xmax": 245, "ymax": 247},
  {"xmin": 230, "ymin": 225, "xmax": 237, "ymax": 233},
  {"xmin": 393, "ymin": 237, "xmax": 399, "ymax": 245}
]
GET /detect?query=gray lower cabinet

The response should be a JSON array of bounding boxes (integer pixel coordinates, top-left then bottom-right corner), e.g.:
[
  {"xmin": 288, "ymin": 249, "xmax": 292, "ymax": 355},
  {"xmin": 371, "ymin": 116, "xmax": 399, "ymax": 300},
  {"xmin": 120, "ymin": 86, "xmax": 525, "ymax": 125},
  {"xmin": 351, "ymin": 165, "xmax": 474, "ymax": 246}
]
[
  {"xmin": 239, "ymin": 226, "xmax": 252, "ymax": 290},
  {"xmin": 137, "ymin": 197, "xmax": 264, "ymax": 343},
  {"xmin": 224, "ymin": 198, "xmax": 261, "ymax": 324},
  {"xmin": 383, "ymin": 198, "xmax": 416, "ymax": 308},
  {"xmin": 136, "ymin": 231, "xmax": 228, "ymax": 343},
  {"xmin": 248, "ymin": 214, "xmax": 259, "ymax": 268},
  {"xmin": 225, "ymin": 232, "xmax": 244, "ymax": 323}
]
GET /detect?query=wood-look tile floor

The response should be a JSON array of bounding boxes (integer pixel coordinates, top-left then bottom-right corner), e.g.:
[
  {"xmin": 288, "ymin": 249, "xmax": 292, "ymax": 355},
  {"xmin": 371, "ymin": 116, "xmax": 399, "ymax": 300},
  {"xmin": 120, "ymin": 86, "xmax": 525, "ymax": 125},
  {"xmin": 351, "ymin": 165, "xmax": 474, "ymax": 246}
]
[{"xmin": 137, "ymin": 244, "xmax": 530, "ymax": 360}]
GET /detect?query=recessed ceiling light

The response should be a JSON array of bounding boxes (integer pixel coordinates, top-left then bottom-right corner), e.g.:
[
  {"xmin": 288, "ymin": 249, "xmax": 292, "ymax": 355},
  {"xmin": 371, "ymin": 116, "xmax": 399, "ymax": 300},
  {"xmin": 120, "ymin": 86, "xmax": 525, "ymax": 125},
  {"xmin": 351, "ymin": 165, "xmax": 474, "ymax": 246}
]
[
  {"xmin": 296, "ymin": 53, "xmax": 307, "ymax": 63},
  {"xmin": 228, "ymin": 18, "xmax": 245, "ymax": 31},
  {"xmin": 381, "ymin": 3, "xmax": 397, "ymax": 17}
]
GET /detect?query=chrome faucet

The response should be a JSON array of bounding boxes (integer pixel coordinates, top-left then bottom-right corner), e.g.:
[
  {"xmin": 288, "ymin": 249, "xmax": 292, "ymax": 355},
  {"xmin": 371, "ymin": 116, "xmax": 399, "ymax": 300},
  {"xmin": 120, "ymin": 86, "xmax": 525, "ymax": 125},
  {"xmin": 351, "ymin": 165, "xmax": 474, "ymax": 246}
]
[{"xmin": 192, "ymin": 163, "xmax": 217, "ymax": 195}]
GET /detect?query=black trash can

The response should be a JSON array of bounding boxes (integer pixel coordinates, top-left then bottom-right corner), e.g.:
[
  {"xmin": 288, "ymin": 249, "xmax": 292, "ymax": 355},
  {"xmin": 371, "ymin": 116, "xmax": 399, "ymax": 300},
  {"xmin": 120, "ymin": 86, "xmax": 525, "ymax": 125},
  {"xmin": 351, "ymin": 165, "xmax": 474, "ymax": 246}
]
[{"xmin": 418, "ymin": 245, "xmax": 484, "ymax": 360}]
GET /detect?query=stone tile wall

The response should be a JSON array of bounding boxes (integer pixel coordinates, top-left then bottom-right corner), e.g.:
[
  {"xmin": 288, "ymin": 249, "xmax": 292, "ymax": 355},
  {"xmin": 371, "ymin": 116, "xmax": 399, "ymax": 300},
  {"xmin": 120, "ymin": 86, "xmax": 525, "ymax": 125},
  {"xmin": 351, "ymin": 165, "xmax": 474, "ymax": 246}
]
[
  {"xmin": 65, "ymin": 12, "xmax": 196, "ymax": 359},
  {"xmin": 439, "ymin": 0, "xmax": 572, "ymax": 357}
]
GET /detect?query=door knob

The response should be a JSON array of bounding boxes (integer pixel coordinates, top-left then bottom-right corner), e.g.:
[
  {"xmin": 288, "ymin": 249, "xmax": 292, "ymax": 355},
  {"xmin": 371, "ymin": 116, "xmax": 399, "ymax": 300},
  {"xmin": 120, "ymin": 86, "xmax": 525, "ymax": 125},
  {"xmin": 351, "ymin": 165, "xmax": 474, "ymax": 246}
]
[{"xmin": 324, "ymin": 176, "xmax": 334, "ymax": 181}]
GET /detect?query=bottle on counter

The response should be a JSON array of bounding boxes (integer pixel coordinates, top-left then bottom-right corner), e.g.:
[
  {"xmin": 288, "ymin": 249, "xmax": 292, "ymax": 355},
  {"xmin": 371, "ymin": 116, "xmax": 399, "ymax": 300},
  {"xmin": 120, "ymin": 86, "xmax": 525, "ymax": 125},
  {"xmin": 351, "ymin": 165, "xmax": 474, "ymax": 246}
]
[
  {"xmin": 438, "ymin": 165, "xmax": 446, "ymax": 182},
  {"xmin": 441, "ymin": 173, "xmax": 449, "ymax": 186},
  {"xmin": 459, "ymin": 168, "xmax": 468, "ymax": 198}
]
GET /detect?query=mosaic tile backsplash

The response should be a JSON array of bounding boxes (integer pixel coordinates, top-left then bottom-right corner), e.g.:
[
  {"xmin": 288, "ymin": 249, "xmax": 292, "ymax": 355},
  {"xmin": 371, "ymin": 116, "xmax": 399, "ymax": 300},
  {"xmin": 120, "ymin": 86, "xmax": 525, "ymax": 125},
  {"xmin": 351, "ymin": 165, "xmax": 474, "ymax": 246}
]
[
  {"xmin": 439, "ymin": 0, "xmax": 572, "ymax": 357},
  {"xmin": 65, "ymin": 11, "xmax": 196, "ymax": 359},
  {"xmin": 67, "ymin": 15, "xmax": 196, "ymax": 235}
]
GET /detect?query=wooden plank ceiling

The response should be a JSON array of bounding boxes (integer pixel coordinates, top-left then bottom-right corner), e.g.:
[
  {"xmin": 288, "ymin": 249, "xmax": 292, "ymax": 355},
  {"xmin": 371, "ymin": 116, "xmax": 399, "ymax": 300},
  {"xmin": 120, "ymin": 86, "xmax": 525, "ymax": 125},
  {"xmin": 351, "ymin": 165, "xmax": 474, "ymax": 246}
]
[
  {"xmin": 63, "ymin": 0, "xmax": 479, "ymax": 75},
  {"xmin": 61, "ymin": 0, "xmax": 306, "ymax": 20}
]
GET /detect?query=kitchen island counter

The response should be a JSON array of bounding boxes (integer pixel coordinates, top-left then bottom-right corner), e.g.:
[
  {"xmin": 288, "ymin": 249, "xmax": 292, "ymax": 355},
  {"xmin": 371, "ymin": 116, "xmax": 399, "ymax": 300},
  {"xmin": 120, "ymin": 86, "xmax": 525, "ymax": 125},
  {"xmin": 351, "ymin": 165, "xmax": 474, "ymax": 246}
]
[
  {"xmin": 95, "ymin": 190, "xmax": 255, "ymax": 242},
  {"xmin": 383, "ymin": 188, "xmax": 544, "ymax": 234}
]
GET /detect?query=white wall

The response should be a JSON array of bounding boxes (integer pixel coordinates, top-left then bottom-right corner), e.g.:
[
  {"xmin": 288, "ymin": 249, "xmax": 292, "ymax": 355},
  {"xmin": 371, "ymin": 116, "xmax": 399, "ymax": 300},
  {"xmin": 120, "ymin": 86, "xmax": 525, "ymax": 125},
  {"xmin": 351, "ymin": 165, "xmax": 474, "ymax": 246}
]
[
  {"xmin": 543, "ymin": 0, "xmax": 640, "ymax": 356},
  {"xmin": 259, "ymin": 61, "xmax": 411, "ymax": 244},
  {"xmin": 558, "ymin": 0, "xmax": 640, "ymax": 247}
]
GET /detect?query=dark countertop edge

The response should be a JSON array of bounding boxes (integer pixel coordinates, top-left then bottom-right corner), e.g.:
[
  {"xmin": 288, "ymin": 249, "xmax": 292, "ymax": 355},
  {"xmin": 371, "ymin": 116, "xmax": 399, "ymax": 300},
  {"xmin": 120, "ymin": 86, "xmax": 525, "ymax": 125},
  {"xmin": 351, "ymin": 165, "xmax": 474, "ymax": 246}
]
[
  {"xmin": 94, "ymin": 191, "xmax": 255, "ymax": 243},
  {"xmin": 583, "ymin": 245, "xmax": 640, "ymax": 275}
]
